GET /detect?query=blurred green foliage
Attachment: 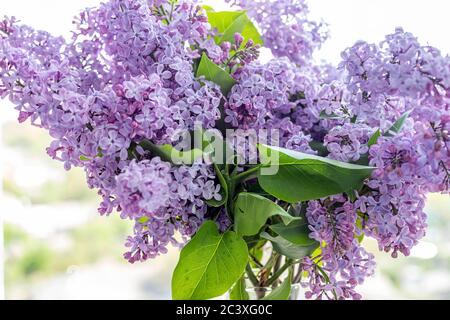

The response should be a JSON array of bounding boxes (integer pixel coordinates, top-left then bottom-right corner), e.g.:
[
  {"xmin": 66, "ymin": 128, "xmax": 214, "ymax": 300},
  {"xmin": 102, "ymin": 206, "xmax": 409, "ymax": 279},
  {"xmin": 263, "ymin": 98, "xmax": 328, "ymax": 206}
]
[
  {"xmin": 4, "ymin": 216, "xmax": 132, "ymax": 290},
  {"xmin": 2, "ymin": 119, "xmax": 135, "ymax": 298},
  {"xmin": 3, "ymin": 169, "xmax": 96, "ymax": 204}
]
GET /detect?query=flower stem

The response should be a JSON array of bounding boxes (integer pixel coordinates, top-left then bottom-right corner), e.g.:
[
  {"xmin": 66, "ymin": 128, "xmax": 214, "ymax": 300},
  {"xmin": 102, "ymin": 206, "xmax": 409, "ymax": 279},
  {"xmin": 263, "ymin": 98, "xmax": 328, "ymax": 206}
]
[
  {"xmin": 232, "ymin": 165, "xmax": 261, "ymax": 184},
  {"xmin": 245, "ymin": 264, "xmax": 259, "ymax": 287},
  {"xmin": 266, "ymin": 259, "xmax": 295, "ymax": 286}
]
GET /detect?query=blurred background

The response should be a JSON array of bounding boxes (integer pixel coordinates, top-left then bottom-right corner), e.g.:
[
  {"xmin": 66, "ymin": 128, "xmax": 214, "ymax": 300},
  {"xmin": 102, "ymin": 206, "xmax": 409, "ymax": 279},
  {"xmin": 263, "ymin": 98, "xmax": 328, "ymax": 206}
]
[{"xmin": 0, "ymin": 0, "xmax": 449, "ymax": 300}]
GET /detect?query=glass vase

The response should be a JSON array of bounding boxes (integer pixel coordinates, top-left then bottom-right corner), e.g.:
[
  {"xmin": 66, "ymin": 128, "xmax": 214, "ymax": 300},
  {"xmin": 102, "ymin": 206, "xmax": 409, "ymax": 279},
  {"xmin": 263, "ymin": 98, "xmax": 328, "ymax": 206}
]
[{"xmin": 244, "ymin": 283, "xmax": 301, "ymax": 300}]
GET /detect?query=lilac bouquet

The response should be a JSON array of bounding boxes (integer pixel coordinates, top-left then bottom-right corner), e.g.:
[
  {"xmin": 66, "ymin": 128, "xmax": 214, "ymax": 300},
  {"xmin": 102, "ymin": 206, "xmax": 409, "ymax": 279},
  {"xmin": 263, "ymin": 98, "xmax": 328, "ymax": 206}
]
[{"xmin": 1, "ymin": 0, "xmax": 449, "ymax": 300}]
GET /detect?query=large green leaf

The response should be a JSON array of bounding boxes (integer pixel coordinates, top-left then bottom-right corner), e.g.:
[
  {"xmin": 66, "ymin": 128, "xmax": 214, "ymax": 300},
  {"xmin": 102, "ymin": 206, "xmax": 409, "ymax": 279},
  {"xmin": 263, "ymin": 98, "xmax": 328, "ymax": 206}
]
[
  {"xmin": 172, "ymin": 221, "xmax": 248, "ymax": 300},
  {"xmin": 196, "ymin": 53, "xmax": 236, "ymax": 95},
  {"xmin": 261, "ymin": 232, "xmax": 319, "ymax": 260},
  {"xmin": 257, "ymin": 144, "xmax": 374, "ymax": 203},
  {"xmin": 269, "ymin": 219, "xmax": 317, "ymax": 247},
  {"xmin": 234, "ymin": 192, "xmax": 299, "ymax": 237},
  {"xmin": 229, "ymin": 276, "xmax": 249, "ymax": 300},
  {"xmin": 261, "ymin": 271, "xmax": 292, "ymax": 300},
  {"xmin": 207, "ymin": 11, "xmax": 263, "ymax": 46},
  {"xmin": 139, "ymin": 140, "xmax": 203, "ymax": 165},
  {"xmin": 239, "ymin": 18, "xmax": 263, "ymax": 46}
]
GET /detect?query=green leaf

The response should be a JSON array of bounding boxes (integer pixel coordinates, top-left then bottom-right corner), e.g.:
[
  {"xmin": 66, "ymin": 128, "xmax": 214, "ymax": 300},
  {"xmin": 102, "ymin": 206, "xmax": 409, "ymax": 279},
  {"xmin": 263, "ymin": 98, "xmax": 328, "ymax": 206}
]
[
  {"xmin": 207, "ymin": 11, "xmax": 241, "ymax": 38},
  {"xmin": 249, "ymin": 242, "xmax": 265, "ymax": 267},
  {"xmin": 356, "ymin": 232, "xmax": 365, "ymax": 243},
  {"xmin": 240, "ymin": 18, "xmax": 263, "ymax": 46},
  {"xmin": 368, "ymin": 129, "xmax": 381, "ymax": 147},
  {"xmin": 356, "ymin": 111, "xmax": 411, "ymax": 165},
  {"xmin": 261, "ymin": 232, "xmax": 319, "ymax": 260},
  {"xmin": 196, "ymin": 53, "xmax": 236, "ymax": 95},
  {"xmin": 137, "ymin": 216, "xmax": 149, "ymax": 224},
  {"xmin": 245, "ymin": 180, "xmax": 271, "ymax": 197},
  {"xmin": 345, "ymin": 189, "xmax": 358, "ymax": 202},
  {"xmin": 172, "ymin": 221, "xmax": 248, "ymax": 300},
  {"xmin": 257, "ymin": 144, "xmax": 374, "ymax": 203},
  {"xmin": 206, "ymin": 11, "xmax": 263, "ymax": 46},
  {"xmin": 353, "ymin": 129, "xmax": 381, "ymax": 165},
  {"xmin": 311, "ymin": 246, "xmax": 322, "ymax": 260},
  {"xmin": 80, "ymin": 151, "xmax": 103, "ymax": 161},
  {"xmin": 205, "ymin": 164, "xmax": 228, "ymax": 207},
  {"xmin": 213, "ymin": 11, "xmax": 246, "ymax": 44},
  {"xmin": 385, "ymin": 110, "xmax": 412, "ymax": 137},
  {"xmin": 355, "ymin": 215, "xmax": 365, "ymax": 243},
  {"xmin": 309, "ymin": 140, "xmax": 329, "ymax": 157},
  {"xmin": 244, "ymin": 235, "xmax": 265, "ymax": 251},
  {"xmin": 269, "ymin": 220, "xmax": 317, "ymax": 247},
  {"xmin": 202, "ymin": 5, "xmax": 215, "ymax": 12},
  {"xmin": 229, "ymin": 276, "xmax": 249, "ymax": 300},
  {"xmin": 139, "ymin": 140, "xmax": 203, "ymax": 165},
  {"xmin": 234, "ymin": 193, "xmax": 299, "ymax": 237},
  {"xmin": 261, "ymin": 270, "xmax": 292, "ymax": 300}
]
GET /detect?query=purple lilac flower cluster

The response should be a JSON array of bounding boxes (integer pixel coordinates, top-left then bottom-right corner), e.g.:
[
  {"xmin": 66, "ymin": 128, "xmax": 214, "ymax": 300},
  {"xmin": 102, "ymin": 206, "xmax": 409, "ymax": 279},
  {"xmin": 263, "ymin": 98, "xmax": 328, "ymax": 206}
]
[
  {"xmin": 225, "ymin": 59, "xmax": 296, "ymax": 130},
  {"xmin": 303, "ymin": 198, "xmax": 376, "ymax": 300},
  {"xmin": 1, "ymin": 0, "xmax": 449, "ymax": 300},
  {"xmin": 224, "ymin": 57, "xmax": 325, "ymax": 151},
  {"xmin": 324, "ymin": 123, "xmax": 372, "ymax": 162},
  {"xmin": 336, "ymin": 29, "xmax": 450, "ymax": 259},
  {"xmin": 120, "ymin": 158, "xmax": 221, "ymax": 262},
  {"xmin": 294, "ymin": 28, "xmax": 449, "ymax": 298},
  {"xmin": 0, "ymin": 1, "xmax": 224, "ymax": 262},
  {"xmin": 225, "ymin": 0, "xmax": 327, "ymax": 65}
]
